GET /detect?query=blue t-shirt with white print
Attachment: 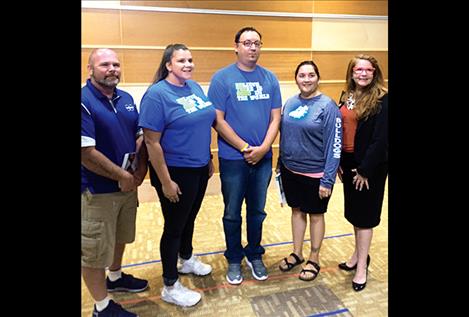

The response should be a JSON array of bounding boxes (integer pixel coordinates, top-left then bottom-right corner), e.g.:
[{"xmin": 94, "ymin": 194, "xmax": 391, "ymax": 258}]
[
  {"xmin": 138, "ymin": 79, "xmax": 215, "ymax": 167},
  {"xmin": 280, "ymin": 94, "xmax": 342, "ymax": 189},
  {"xmin": 208, "ymin": 63, "xmax": 282, "ymax": 160}
]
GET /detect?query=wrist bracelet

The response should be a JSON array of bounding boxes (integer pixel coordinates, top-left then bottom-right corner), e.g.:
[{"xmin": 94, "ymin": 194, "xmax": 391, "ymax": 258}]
[{"xmin": 240, "ymin": 143, "xmax": 249, "ymax": 152}]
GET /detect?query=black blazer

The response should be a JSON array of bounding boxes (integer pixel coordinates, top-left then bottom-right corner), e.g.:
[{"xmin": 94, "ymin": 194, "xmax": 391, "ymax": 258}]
[{"xmin": 353, "ymin": 94, "xmax": 388, "ymax": 178}]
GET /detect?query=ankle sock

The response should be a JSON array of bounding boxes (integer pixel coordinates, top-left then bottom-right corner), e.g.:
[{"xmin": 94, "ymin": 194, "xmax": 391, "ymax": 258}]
[
  {"xmin": 179, "ymin": 253, "xmax": 192, "ymax": 261},
  {"xmin": 164, "ymin": 277, "xmax": 178, "ymax": 287},
  {"xmin": 107, "ymin": 268, "xmax": 122, "ymax": 282},
  {"xmin": 95, "ymin": 295, "xmax": 111, "ymax": 312}
]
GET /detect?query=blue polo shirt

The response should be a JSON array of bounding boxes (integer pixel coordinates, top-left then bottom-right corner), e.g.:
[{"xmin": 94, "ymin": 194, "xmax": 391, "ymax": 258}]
[
  {"xmin": 208, "ymin": 63, "xmax": 282, "ymax": 160},
  {"xmin": 81, "ymin": 79, "xmax": 140, "ymax": 194}
]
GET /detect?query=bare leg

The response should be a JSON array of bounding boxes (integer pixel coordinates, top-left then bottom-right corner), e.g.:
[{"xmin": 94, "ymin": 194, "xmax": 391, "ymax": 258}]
[
  {"xmin": 280, "ymin": 208, "xmax": 306, "ymax": 269},
  {"xmin": 307, "ymin": 214, "xmax": 324, "ymax": 263},
  {"xmin": 82, "ymin": 267, "xmax": 107, "ymax": 301},
  {"xmin": 300, "ymin": 213, "xmax": 324, "ymax": 280},
  {"xmin": 109, "ymin": 243, "xmax": 126, "ymax": 271},
  {"xmin": 344, "ymin": 227, "xmax": 360, "ymax": 267},
  {"xmin": 292, "ymin": 208, "xmax": 307, "ymax": 258},
  {"xmin": 353, "ymin": 227, "xmax": 373, "ymax": 284}
]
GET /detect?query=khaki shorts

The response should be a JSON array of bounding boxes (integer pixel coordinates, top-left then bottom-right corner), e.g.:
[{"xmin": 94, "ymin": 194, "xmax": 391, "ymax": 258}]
[{"xmin": 81, "ymin": 189, "xmax": 138, "ymax": 268}]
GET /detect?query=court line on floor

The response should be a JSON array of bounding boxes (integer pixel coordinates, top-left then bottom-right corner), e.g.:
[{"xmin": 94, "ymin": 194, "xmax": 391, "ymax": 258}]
[
  {"xmin": 122, "ymin": 232, "xmax": 353, "ymax": 269},
  {"xmin": 307, "ymin": 308, "xmax": 350, "ymax": 316}
]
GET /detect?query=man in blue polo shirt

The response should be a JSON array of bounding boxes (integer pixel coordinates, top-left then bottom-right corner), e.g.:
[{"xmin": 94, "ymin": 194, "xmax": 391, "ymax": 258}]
[
  {"xmin": 208, "ymin": 27, "xmax": 282, "ymax": 284},
  {"xmin": 81, "ymin": 48, "xmax": 148, "ymax": 317}
]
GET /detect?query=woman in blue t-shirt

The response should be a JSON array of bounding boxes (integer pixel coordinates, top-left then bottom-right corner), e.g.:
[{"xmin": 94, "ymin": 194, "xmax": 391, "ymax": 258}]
[
  {"xmin": 139, "ymin": 44, "xmax": 216, "ymax": 307},
  {"xmin": 277, "ymin": 60, "xmax": 342, "ymax": 282}
]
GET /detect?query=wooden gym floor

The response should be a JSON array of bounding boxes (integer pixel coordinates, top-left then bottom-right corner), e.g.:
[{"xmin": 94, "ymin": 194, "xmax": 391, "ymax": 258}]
[{"xmin": 81, "ymin": 175, "xmax": 388, "ymax": 317}]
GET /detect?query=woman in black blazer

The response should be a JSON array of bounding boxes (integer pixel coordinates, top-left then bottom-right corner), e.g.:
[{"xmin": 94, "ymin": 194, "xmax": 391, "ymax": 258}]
[{"xmin": 337, "ymin": 54, "xmax": 388, "ymax": 292}]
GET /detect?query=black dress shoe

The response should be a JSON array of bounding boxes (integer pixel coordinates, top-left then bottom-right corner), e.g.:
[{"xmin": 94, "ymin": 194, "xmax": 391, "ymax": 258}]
[
  {"xmin": 352, "ymin": 260, "xmax": 370, "ymax": 292},
  {"xmin": 338, "ymin": 261, "xmax": 356, "ymax": 271},
  {"xmin": 338, "ymin": 254, "xmax": 370, "ymax": 271},
  {"xmin": 352, "ymin": 279, "xmax": 367, "ymax": 291}
]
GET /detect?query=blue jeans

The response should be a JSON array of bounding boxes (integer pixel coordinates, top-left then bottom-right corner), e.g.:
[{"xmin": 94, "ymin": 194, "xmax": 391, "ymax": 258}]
[{"xmin": 219, "ymin": 157, "xmax": 272, "ymax": 263}]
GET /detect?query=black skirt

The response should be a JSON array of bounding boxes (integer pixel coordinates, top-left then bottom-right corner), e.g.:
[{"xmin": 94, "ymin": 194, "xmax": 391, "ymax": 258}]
[{"xmin": 340, "ymin": 152, "xmax": 387, "ymax": 228}]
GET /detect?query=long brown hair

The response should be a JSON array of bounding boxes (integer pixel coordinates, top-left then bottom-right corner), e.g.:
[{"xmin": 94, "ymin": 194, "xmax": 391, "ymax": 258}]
[
  {"xmin": 151, "ymin": 43, "xmax": 189, "ymax": 85},
  {"xmin": 341, "ymin": 54, "xmax": 387, "ymax": 120}
]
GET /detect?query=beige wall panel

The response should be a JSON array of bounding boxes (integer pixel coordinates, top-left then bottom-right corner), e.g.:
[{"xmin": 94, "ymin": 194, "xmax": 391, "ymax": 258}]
[
  {"xmin": 211, "ymin": 151, "xmax": 219, "ymax": 174},
  {"xmin": 121, "ymin": 1, "xmax": 387, "ymax": 15},
  {"xmin": 82, "ymin": 50, "xmax": 91, "ymax": 82},
  {"xmin": 272, "ymin": 147, "xmax": 280, "ymax": 169},
  {"xmin": 210, "ymin": 128, "xmax": 217, "ymax": 150},
  {"xmin": 120, "ymin": 50, "xmax": 163, "ymax": 84},
  {"xmin": 121, "ymin": 1, "xmax": 315, "ymax": 13},
  {"xmin": 82, "ymin": 9, "xmax": 122, "ymax": 45},
  {"xmin": 312, "ymin": 19, "xmax": 388, "ymax": 51},
  {"xmin": 280, "ymin": 83, "xmax": 302, "ymax": 103},
  {"xmin": 257, "ymin": 51, "xmax": 313, "ymax": 82},
  {"xmin": 191, "ymin": 50, "xmax": 237, "ymax": 83},
  {"xmin": 121, "ymin": 0, "xmax": 313, "ymax": 13},
  {"xmin": 120, "ymin": 11, "xmax": 311, "ymax": 48},
  {"xmin": 319, "ymin": 82, "xmax": 348, "ymax": 103},
  {"xmin": 313, "ymin": 1, "xmax": 388, "ymax": 16}
]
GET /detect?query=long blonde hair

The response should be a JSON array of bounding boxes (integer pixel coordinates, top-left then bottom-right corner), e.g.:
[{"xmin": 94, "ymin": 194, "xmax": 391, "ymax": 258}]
[{"xmin": 341, "ymin": 54, "xmax": 387, "ymax": 120}]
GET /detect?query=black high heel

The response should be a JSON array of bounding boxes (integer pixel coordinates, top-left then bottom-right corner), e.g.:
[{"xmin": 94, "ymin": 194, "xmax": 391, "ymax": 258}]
[
  {"xmin": 338, "ymin": 254, "xmax": 370, "ymax": 271},
  {"xmin": 352, "ymin": 255, "xmax": 371, "ymax": 292}
]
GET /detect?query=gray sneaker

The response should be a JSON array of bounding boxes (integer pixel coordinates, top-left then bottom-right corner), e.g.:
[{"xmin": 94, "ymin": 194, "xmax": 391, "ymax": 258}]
[
  {"xmin": 246, "ymin": 258, "xmax": 268, "ymax": 280},
  {"xmin": 226, "ymin": 263, "xmax": 243, "ymax": 285}
]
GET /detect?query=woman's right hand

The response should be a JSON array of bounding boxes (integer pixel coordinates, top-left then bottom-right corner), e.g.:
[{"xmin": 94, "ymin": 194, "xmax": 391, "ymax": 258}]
[{"xmin": 162, "ymin": 180, "xmax": 182, "ymax": 203}]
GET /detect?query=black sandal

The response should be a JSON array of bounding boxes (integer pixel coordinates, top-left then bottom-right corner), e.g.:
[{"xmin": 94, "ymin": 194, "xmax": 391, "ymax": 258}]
[
  {"xmin": 299, "ymin": 260, "xmax": 320, "ymax": 281},
  {"xmin": 279, "ymin": 253, "xmax": 304, "ymax": 272}
]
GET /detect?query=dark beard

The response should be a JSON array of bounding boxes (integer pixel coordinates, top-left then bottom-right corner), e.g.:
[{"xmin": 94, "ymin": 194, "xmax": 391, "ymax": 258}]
[
  {"xmin": 96, "ymin": 77, "xmax": 119, "ymax": 89},
  {"xmin": 91, "ymin": 73, "xmax": 119, "ymax": 89}
]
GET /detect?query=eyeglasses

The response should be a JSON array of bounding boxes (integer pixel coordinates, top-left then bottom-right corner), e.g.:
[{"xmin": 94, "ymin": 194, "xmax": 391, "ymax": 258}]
[
  {"xmin": 353, "ymin": 67, "xmax": 375, "ymax": 74},
  {"xmin": 238, "ymin": 40, "xmax": 263, "ymax": 48}
]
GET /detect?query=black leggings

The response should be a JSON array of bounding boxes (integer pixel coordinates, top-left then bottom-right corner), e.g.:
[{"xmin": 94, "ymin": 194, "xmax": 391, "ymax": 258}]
[{"xmin": 150, "ymin": 164, "xmax": 209, "ymax": 285}]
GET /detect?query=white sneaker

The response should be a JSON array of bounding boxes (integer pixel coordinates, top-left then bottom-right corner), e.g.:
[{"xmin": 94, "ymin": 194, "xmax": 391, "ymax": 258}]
[
  {"xmin": 161, "ymin": 280, "xmax": 201, "ymax": 307},
  {"xmin": 178, "ymin": 255, "xmax": 212, "ymax": 276}
]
